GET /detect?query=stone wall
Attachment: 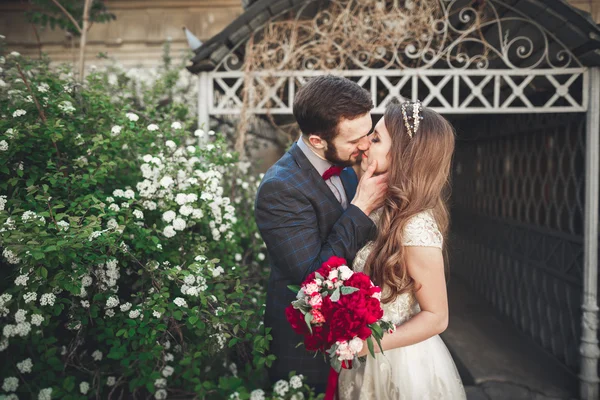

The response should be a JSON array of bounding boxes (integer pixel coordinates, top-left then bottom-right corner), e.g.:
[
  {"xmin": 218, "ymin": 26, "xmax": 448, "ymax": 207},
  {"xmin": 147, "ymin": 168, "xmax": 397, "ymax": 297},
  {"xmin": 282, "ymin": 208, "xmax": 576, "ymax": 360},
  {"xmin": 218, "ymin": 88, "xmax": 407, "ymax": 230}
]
[
  {"xmin": 0, "ymin": 0, "xmax": 243, "ymax": 68},
  {"xmin": 0, "ymin": 0, "xmax": 598, "ymax": 68}
]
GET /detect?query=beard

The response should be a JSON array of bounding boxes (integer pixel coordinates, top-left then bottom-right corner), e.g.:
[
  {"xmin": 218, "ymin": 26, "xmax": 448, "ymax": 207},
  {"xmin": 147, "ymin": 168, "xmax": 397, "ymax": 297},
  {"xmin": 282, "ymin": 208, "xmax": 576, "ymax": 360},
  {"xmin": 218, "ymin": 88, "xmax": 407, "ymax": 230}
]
[{"xmin": 324, "ymin": 140, "xmax": 362, "ymax": 168}]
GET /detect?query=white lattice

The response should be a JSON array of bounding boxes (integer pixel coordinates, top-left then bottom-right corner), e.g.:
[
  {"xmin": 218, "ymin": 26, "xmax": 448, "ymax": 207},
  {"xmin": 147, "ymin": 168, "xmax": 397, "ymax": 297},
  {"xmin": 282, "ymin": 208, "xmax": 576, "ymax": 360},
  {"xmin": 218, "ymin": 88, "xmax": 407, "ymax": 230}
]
[{"xmin": 202, "ymin": 69, "xmax": 588, "ymax": 117}]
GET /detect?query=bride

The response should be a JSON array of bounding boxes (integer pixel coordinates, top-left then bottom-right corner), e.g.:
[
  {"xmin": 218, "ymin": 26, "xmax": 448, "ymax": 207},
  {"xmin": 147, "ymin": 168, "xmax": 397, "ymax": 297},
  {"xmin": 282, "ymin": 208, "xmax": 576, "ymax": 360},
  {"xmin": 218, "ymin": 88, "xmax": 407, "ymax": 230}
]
[{"xmin": 337, "ymin": 101, "xmax": 466, "ymax": 399}]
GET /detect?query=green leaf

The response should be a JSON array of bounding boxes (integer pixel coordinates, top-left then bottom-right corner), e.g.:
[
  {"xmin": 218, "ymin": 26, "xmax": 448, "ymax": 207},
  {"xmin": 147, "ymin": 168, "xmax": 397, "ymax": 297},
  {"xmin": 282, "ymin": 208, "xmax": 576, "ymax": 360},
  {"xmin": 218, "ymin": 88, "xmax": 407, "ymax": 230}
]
[
  {"xmin": 330, "ymin": 287, "xmax": 341, "ymax": 302},
  {"xmin": 340, "ymin": 286, "xmax": 359, "ymax": 295},
  {"xmin": 304, "ymin": 312, "xmax": 313, "ymax": 335},
  {"xmin": 367, "ymin": 337, "xmax": 375, "ymax": 358},
  {"xmin": 287, "ymin": 285, "xmax": 301, "ymax": 293},
  {"xmin": 188, "ymin": 316, "xmax": 198, "ymax": 325},
  {"xmin": 374, "ymin": 335, "xmax": 385, "ymax": 354}
]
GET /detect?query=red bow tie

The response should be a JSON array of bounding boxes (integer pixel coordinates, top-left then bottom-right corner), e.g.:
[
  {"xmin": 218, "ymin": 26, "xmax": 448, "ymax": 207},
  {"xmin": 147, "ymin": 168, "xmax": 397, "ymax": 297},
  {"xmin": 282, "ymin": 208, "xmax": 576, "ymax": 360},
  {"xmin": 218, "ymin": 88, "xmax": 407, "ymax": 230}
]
[{"xmin": 322, "ymin": 166, "xmax": 344, "ymax": 180}]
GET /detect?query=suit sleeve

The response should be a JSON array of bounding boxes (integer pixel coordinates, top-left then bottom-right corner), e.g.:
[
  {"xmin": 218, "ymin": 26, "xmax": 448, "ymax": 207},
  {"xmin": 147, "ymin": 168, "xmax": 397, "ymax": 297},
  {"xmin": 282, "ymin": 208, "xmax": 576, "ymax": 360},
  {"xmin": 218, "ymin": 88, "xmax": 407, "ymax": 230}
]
[{"xmin": 255, "ymin": 178, "xmax": 376, "ymax": 284}]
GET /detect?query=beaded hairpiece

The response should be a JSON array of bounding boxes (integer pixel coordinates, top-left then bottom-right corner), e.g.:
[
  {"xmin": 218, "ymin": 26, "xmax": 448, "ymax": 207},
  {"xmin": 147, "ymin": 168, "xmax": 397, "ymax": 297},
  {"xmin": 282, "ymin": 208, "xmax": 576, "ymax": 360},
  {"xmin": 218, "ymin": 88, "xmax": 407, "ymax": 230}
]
[{"xmin": 400, "ymin": 100, "xmax": 424, "ymax": 138}]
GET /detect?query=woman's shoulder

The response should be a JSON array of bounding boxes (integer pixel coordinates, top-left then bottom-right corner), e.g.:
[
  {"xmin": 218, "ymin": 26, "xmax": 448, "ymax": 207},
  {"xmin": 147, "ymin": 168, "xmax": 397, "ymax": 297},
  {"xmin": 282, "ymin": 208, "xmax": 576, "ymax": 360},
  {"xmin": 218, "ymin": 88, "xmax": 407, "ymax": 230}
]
[{"xmin": 402, "ymin": 210, "xmax": 443, "ymax": 249}]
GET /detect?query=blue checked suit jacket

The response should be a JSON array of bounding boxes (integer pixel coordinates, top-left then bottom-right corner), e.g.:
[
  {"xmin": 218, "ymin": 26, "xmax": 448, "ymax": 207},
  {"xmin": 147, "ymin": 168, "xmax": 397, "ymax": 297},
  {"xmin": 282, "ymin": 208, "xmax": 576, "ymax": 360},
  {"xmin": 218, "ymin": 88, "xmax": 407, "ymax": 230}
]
[{"xmin": 255, "ymin": 143, "xmax": 376, "ymax": 387}]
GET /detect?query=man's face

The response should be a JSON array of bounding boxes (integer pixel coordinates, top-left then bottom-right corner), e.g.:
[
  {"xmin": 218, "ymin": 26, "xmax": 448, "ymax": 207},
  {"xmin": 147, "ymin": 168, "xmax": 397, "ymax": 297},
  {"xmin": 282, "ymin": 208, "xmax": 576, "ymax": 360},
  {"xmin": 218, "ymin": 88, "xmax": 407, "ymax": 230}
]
[{"xmin": 324, "ymin": 112, "xmax": 373, "ymax": 167}]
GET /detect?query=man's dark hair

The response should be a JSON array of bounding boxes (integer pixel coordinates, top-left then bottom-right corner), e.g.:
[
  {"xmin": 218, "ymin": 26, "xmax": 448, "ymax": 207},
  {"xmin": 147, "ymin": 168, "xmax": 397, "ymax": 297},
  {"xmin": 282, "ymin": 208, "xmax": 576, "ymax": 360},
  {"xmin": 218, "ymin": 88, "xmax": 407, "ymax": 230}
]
[{"xmin": 293, "ymin": 75, "xmax": 373, "ymax": 142}]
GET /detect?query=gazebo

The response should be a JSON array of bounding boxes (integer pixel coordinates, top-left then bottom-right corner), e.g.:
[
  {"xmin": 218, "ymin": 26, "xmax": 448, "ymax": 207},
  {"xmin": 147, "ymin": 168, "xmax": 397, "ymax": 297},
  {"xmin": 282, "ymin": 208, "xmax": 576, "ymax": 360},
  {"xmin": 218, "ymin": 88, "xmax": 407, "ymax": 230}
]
[{"xmin": 187, "ymin": 0, "xmax": 600, "ymax": 398}]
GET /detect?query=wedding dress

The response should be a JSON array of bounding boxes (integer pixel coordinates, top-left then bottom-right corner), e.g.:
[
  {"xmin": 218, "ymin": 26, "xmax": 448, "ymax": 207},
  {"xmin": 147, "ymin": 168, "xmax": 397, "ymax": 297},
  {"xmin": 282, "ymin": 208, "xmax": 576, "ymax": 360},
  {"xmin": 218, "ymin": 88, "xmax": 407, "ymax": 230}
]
[{"xmin": 337, "ymin": 209, "xmax": 466, "ymax": 400}]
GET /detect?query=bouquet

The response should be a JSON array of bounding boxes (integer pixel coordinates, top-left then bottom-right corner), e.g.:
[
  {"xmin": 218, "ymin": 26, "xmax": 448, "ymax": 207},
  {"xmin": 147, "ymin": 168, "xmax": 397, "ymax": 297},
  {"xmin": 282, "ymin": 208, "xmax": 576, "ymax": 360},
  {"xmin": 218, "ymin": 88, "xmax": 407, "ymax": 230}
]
[{"xmin": 285, "ymin": 256, "xmax": 396, "ymax": 373}]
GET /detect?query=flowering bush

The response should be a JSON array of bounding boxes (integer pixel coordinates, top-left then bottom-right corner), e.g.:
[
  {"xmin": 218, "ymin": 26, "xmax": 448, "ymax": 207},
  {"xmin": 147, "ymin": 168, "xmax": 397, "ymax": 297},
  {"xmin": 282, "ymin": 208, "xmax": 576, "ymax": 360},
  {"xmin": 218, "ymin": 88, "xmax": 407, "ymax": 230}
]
[{"xmin": 0, "ymin": 43, "xmax": 320, "ymax": 399}]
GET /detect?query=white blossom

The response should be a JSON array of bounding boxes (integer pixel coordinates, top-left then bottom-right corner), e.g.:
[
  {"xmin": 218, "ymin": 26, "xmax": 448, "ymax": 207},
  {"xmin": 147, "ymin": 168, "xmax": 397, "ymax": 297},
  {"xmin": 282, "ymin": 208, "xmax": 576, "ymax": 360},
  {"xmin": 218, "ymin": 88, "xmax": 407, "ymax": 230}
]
[
  {"xmin": 152, "ymin": 310, "xmax": 162, "ymax": 318},
  {"xmin": 289, "ymin": 374, "xmax": 303, "ymax": 389},
  {"xmin": 12, "ymin": 109, "xmax": 26, "ymax": 118},
  {"xmin": 273, "ymin": 380, "xmax": 289, "ymax": 397},
  {"xmin": 212, "ymin": 266, "xmax": 224, "ymax": 278},
  {"xmin": 165, "ymin": 140, "xmax": 176, "ymax": 149},
  {"xmin": 173, "ymin": 297, "xmax": 187, "ymax": 307},
  {"xmin": 40, "ymin": 293, "xmax": 56, "ymax": 307},
  {"xmin": 159, "ymin": 176, "xmax": 174, "ymax": 188},
  {"xmin": 0, "ymin": 140, "xmax": 8, "ymax": 151},
  {"xmin": 81, "ymin": 275, "xmax": 93, "ymax": 287},
  {"xmin": 2, "ymin": 377, "xmax": 18, "ymax": 392},
  {"xmin": 257, "ymin": 253, "xmax": 266, "ymax": 261},
  {"xmin": 17, "ymin": 358, "xmax": 33, "ymax": 373},
  {"xmin": 163, "ymin": 226, "xmax": 176, "ymax": 238},
  {"xmin": 23, "ymin": 292, "xmax": 36, "ymax": 304},
  {"xmin": 129, "ymin": 309, "xmax": 141, "ymax": 319},
  {"xmin": 14, "ymin": 274, "xmax": 28, "ymax": 286},
  {"xmin": 14, "ymin": 309, "xmax": 27, "ymax": 323},
  {"xmin": 109, "ymin": 203, "xmax": 120, "ymax": 212},
  {"xmin": 147, "ymin": 124, "xmax": 159, "ymax": 131},
  {"xmin": 107, "ymin": 218, "xmax": 118, "ymax": 230},
  {"xmin": 81, "ymin": 300, "xmax": 90, "ymax": 308},
  {"xmin": 126, "ymin": 112, "xmax": 139, "ymax": 122},
  {"xmin": 184, "ymin": 275, "xmax": 195, "ymax": 285},
  {"xmin": 91, "ymin": 350, "xmax": 103, "ymax": 361},
  {"xmin": 111, "ymin": 125, "xmax": 122, "ymax": 136},
  {"xmin": 172, "ymin": 218, "xmax": 186, "ymax": 231},
  {"xmin": 162, "ymin": 211, "xmax": 176, "ymax": 223},
  {"xmin": 106, "ymin": 296, "xmax": 119, "ymax": 308},
  {"xmin": 155, "ymin": 389, "xmax": 167, "ymax": 400},
  {"xmin": 120, "ymin": 302, "xmax": 132, "ymax": 312},
  {"xmin": 250, "ymin": 389, "xmax": 265, "ymax": 400},
  {"xmin": 194, "ymin": 129, "xmax": 205, "ymax": 137},
  {"xmin": 37, "ymin": 83, "xmax": 50, "ymax": 93},
  {"xmin": 161, "ymin": 365, "xmax": 174, "ymax": 377},
  {"xmin": 208, "ymin": 130, "xmax": 216, "ymax": 136},
  {"xmin": 57, "ymin": 220, "xmax": 70, "ymax": 231},
  {"xmin": 80, "ymin": 381, "xmax": 90, "ymax": 395},
  {"xmin": 38, "ymin": 387, "xmax": 52, "ymax": 400},
  {"xmin": 58, "ymin": 101, "xmax": 75, "ymax": 114},
  {"xmin": 171, "ymin": 121, "xmax": 183, "ymax": 130},
  {"xmin": 154, "ymin": 378, "xmax": 167, "ymax": 388},
  {"xmin": 106, "ymin": 376, "xmax": 116, "ymax": 386},
  {"xmin": 133, "ymin": 210, "xmax": 144, "ymax": 219},
  {"xmin": 31, "ymin": 314, "xmax": 44, "ymax": 326}
]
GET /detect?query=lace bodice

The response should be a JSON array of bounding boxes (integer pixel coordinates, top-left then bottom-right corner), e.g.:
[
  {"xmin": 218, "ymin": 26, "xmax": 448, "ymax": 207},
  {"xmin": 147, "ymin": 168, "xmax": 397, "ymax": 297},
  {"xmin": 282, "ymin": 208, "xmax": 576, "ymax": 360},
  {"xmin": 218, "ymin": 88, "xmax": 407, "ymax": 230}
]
[{"xmin": 353, "ymin": 209, "xmax": 443, "ymax": 326}]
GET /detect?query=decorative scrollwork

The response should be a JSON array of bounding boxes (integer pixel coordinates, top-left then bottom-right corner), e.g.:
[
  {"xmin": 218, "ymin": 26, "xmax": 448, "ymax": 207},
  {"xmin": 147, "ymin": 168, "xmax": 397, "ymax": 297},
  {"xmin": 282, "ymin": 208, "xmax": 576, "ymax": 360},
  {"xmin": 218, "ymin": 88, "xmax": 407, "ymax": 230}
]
[{"xmin": 216, "ymin": 0, "xmax": 582, "ymax": 72}]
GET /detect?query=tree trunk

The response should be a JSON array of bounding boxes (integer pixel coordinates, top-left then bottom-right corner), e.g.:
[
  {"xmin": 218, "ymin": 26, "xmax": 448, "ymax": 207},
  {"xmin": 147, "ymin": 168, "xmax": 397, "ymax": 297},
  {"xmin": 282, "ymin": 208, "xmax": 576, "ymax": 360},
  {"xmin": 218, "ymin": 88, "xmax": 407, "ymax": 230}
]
[{"xmin": 78, "ymin": 0, "xmax": 93, "ymax": 80}]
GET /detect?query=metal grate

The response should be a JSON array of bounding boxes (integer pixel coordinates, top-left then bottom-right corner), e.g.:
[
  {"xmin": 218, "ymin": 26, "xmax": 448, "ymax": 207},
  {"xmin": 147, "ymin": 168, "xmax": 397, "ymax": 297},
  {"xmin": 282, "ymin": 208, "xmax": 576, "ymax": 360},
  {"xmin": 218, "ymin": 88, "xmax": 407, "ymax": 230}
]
[{"xmin": 449, "ymin": 113, "xmax": 586, "ymax": 372}]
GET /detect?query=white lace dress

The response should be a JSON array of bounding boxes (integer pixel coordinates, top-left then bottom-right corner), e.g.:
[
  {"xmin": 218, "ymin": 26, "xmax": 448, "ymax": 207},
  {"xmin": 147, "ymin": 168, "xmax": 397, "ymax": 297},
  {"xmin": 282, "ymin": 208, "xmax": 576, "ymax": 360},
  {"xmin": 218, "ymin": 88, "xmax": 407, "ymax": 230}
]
[{"xmin": 338, "ymin": 210, "xmax": 466, "ymax": 400}]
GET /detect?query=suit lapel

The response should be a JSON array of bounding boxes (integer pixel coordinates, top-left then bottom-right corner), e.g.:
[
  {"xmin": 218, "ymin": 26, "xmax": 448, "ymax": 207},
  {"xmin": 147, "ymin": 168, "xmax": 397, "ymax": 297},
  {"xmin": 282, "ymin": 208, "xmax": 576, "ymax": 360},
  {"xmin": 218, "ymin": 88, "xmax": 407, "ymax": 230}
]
[{"xmin": 289, "ymin": 144, "xmax": 344, "ymax": 212}]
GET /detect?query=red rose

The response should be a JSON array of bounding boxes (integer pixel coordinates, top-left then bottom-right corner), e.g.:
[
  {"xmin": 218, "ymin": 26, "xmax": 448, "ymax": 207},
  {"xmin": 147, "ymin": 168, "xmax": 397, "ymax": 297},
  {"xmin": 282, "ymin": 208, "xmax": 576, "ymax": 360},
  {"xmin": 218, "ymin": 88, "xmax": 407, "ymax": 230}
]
[
  {"xmin": 344, "ymin": 273, "xmax": 372, "ymax": 292},
  {"xmin": 356, "ymin": 325, "xmax": 372, "ymax": 340},
  {"xmin": 337, "ymin": 290, "xmax": 367, "ymax": 316},
  {"xmin": 285, "ymin": 305, "xmax": 308, "ymax": 335},
  {"xmin": 365, "ymin": 297, "xmax": 384, "ymax": 324},
  {"xmin": 315, "ymin": 256, "xmax": 348, "ymax": 279},
  {"xmin": 329, "ymin": 308, "xmax": 361, "ymax": 343},
  {"xmin": 323, "ymin": 256, "xmax": 348, "ymax": 269},
  {"xmin": 320, "ymin": 296, "xmax": 337, "ymax": 320},
  {"xmin": 305, "ymin": 325, "xmax": 327, "ymax": 351}
]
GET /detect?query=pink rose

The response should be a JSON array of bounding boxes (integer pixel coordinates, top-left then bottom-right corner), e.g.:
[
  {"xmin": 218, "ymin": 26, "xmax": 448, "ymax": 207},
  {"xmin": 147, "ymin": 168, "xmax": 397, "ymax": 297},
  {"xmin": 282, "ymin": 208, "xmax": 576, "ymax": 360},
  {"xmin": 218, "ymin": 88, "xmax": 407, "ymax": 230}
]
[{"xmin": 309, "ymin": 294, "xmax": 323, "ymax": 309}]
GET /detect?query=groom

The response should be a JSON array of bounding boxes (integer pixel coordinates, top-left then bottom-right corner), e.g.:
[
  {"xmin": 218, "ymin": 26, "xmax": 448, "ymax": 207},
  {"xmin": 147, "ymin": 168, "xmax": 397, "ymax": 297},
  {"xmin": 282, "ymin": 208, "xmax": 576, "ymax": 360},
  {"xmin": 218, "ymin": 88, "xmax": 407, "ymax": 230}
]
[{"xmin": 255, "ymin": 75, "xmax": 388, "ymax": 392}]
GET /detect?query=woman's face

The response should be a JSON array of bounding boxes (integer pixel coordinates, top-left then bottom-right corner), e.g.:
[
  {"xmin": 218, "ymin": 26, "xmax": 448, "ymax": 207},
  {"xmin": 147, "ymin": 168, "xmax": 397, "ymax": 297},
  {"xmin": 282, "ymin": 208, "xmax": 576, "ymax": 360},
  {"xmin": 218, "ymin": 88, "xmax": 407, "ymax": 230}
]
[{"xmin": 361, "ymin": 116, "xmax": 392, "ymax": 174}]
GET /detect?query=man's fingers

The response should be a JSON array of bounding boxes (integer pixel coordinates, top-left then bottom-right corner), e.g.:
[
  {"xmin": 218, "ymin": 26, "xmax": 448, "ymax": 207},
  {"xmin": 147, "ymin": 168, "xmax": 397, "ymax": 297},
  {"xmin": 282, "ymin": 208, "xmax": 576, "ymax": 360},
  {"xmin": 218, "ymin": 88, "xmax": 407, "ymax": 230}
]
[{"xmin": 362, "ymin": 160, "xmax": 377, "ymax": 180}]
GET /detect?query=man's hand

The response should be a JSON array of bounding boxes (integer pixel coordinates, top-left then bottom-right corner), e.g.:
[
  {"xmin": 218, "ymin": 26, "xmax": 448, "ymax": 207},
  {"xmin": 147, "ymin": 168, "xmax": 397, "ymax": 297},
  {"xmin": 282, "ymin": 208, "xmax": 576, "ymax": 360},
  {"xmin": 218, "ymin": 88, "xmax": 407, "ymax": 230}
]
[{"xmin": 351, "ymin": 160, "xmax": 388, "ymax": 216}]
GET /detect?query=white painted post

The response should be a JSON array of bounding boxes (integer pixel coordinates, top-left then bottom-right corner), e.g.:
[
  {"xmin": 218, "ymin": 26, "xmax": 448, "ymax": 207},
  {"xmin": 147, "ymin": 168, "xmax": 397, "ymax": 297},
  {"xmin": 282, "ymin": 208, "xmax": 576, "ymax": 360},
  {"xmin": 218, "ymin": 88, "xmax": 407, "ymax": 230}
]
[
  {"xmin": 197, "ymin": 71, "xmax": 210, "ymax": 145},
  {"xmin": 580, "ymin": 66, "xmax": 600, "ymax": 400}
]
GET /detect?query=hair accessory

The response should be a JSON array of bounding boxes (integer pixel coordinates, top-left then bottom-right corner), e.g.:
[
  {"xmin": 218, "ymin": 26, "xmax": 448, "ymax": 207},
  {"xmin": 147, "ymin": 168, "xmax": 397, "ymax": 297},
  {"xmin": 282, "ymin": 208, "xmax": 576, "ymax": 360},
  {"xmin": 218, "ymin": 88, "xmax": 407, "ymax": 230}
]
[{"xmin": 400, "ymin": 100, "xmax": 424, "ymax": 138}]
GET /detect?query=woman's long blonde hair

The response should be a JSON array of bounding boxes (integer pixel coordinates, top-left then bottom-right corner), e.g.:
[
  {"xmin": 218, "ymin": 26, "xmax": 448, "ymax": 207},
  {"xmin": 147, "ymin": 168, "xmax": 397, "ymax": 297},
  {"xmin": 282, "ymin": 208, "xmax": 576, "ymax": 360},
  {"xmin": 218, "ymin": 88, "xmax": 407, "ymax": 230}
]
[{"xmin": 363, "ymin": 103, "xmax": 455, "ymax": 304}]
